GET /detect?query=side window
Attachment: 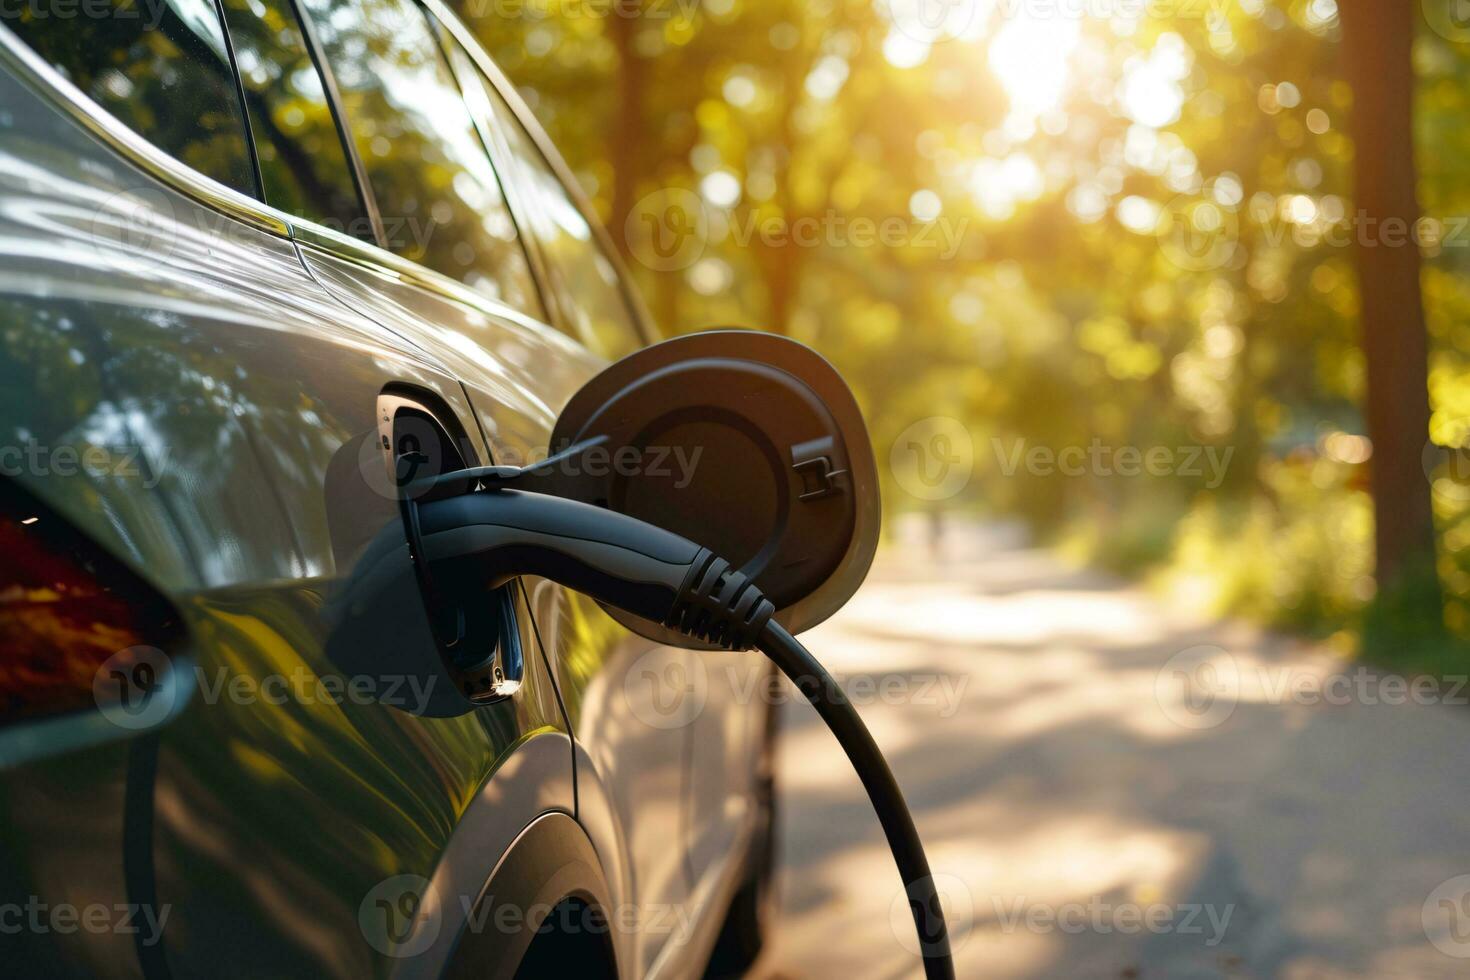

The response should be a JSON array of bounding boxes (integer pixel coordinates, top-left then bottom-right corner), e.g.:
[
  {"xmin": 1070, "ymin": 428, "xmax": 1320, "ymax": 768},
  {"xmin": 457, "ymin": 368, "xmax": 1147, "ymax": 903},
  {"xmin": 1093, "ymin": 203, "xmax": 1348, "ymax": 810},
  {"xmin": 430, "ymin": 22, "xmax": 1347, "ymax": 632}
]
[
  {"xmin": 466, "ymin": 68, "xmax": 645, "ymax": 360},
  {"xmin": 218, "ymin": 0, "xmax": 370, "ymax": 238},
  {"xmin": 296, "ymin": 0, "xmax": 545, "ymax": 318},
  {"xmin": 9, "ymin": 0, "xmax": 256, "ymax": 195}
]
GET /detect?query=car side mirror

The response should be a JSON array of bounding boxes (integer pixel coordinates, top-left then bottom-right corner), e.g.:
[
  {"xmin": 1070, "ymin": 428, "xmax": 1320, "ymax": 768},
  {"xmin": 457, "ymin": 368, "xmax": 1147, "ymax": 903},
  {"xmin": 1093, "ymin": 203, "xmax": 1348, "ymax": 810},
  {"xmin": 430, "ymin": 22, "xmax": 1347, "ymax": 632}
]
[{"xmin": 539, "ymin": 329, "xmax": 879, "ymax": 647}]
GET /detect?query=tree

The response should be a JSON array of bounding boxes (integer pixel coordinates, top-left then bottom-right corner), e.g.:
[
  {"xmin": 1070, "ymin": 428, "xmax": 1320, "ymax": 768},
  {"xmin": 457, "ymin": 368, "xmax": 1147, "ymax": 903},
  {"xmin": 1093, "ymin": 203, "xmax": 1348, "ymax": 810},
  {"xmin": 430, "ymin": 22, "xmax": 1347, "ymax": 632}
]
[{"xmin": 1339, "ymin": 0, "xmax": 1443, "ymax": 624}]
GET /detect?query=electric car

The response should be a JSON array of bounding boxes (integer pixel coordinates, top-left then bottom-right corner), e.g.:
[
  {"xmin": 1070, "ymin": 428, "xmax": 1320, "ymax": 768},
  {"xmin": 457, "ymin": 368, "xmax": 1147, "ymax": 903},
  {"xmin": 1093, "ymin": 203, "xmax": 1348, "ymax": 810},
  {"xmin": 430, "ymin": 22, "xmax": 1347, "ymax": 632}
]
[{"xmin": 0, "ymin": 2, "xmax": 788, "ymax": 975}]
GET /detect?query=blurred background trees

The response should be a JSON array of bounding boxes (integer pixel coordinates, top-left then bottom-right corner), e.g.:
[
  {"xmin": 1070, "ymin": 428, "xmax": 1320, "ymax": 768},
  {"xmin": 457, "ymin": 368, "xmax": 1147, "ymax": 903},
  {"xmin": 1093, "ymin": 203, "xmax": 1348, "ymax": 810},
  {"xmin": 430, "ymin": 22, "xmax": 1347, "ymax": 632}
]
[{"xmin": 454, "ymin": 0, "xmax": 1470, "ymax": 667}]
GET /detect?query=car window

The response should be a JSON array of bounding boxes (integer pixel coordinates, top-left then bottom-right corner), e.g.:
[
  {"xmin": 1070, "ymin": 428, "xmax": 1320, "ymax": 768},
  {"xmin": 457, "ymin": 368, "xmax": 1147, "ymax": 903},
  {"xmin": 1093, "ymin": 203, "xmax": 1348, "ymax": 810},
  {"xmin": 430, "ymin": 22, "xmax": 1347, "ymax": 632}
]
[
  {"xmin": 218, "ymin": 0, "xmax": 370, "ymax": 239},
  {"xmin": 8, "ymin": 0, "xmax": 256, "ymax": 196},
  {"xmin": 296, "ymin": 0, "xmax": 545, "ymax": 318},
  {"xmin": 460, "ymin": 64, "xmax": 645, "ymax": 360}
]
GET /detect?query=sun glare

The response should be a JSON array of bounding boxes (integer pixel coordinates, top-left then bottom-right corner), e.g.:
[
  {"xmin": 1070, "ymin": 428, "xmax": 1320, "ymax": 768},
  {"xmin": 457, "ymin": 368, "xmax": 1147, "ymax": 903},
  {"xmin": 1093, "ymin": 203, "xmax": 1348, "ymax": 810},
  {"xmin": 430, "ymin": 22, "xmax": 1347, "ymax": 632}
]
[
  {"xmin": 1118, "ymin": 33, "xmax": 1191, "ymax": 128},
  {"xmin": 989, "ymin": 12, "xmax": 1081, "ymax": 123}
]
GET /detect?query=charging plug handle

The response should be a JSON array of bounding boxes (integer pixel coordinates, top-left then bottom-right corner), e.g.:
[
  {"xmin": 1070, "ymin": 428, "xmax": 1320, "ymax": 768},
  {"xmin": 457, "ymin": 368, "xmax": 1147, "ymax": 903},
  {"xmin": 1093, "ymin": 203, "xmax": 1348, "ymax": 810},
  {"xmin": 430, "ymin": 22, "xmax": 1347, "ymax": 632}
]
[{"xmin": 413, "ymin": 488, "xmax": 775, "ymax": 651}]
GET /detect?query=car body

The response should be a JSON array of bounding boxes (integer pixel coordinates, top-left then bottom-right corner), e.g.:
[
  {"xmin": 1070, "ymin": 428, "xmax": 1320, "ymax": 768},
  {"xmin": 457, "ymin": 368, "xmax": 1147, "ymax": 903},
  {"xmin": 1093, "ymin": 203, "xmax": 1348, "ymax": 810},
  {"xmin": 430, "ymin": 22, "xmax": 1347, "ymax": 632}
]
[{"xmin": 0, "ymin": 2, "xmax": 774, "ymax": 976}]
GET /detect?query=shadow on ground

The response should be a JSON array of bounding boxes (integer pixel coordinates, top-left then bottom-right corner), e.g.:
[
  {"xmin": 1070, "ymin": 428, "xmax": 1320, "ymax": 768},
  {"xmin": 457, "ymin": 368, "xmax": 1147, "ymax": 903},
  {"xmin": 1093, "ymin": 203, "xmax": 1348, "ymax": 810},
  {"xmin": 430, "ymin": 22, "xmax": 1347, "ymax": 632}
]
[{"xmin": 748, "ymin": 518, "xmax": 1470, "ymax": 980}]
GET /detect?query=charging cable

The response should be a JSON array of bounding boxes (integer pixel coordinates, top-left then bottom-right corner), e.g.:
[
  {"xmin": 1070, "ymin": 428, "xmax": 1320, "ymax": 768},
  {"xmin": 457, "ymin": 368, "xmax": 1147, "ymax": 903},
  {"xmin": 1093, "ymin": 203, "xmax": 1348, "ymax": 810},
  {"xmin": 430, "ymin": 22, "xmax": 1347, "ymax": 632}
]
[{"xmin": 410, "ymin": 487, "xmax": 955, "ymax": 979}]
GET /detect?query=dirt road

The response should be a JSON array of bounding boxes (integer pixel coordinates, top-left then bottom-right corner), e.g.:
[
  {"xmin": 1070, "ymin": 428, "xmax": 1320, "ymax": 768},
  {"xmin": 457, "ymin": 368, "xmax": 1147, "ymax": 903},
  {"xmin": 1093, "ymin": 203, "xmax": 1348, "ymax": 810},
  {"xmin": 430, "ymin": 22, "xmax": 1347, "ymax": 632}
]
[{"xmin": 751, "ymin": 519, "xmax": 1470, "ymax": 979}]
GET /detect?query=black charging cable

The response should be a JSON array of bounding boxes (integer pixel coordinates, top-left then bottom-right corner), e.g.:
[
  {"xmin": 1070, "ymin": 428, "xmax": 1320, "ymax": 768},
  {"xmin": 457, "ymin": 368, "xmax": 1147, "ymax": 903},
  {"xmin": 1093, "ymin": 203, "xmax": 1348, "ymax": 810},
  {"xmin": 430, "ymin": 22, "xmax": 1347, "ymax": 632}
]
[
  {"xmin": 409, "ymin": 487, "xmax": 955, "ymax": 979},
  {"xmin": 755, "ymin": 618, "xmax": 952, "ymax": 976}
]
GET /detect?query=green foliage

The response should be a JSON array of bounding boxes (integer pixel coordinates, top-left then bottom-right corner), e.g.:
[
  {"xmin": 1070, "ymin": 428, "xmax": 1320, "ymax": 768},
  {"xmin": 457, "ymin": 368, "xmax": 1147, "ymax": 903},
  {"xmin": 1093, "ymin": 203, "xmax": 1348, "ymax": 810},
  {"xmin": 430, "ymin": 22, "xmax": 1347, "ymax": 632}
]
[
  {"xmin": 1364, "ymin": 558, "xmax": 1467, "ymax": 677},
  {"xmin": 451, "ymin": 0, "xmax": 1470, "ymax": 660}
]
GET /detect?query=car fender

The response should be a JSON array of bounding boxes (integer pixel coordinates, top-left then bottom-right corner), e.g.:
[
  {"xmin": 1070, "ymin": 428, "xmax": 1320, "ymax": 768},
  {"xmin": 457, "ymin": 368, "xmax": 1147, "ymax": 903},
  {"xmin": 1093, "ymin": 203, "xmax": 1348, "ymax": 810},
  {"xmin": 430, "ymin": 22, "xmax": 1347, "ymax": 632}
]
[{"xmin": 442, "ymin": 811, "xmax": 624, "ymax": 979}]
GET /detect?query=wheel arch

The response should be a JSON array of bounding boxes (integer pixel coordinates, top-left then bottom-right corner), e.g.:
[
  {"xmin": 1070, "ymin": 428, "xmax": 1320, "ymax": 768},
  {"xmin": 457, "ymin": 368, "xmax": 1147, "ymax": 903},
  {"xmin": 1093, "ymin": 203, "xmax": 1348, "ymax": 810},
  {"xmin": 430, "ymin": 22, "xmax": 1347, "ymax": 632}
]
[{"xmin": 440, "ymin": 811, "xmax": 626, "ymax": 980}]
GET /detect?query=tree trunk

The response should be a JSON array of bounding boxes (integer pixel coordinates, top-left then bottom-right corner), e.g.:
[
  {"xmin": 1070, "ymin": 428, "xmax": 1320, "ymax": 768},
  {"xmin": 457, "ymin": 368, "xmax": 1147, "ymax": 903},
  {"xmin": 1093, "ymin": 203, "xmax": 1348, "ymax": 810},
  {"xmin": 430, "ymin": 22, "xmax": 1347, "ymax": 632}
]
[
  {"xmin": 608, "ymin": 4, "xmax": 644, "ymax": 263},
  {"xmin": 1339, "ymin": 0, "xmax": 1440, "ymax": 606},
  {"xmin": 758, "ymin": 239, "xmax": 800, "ymax": 336}
]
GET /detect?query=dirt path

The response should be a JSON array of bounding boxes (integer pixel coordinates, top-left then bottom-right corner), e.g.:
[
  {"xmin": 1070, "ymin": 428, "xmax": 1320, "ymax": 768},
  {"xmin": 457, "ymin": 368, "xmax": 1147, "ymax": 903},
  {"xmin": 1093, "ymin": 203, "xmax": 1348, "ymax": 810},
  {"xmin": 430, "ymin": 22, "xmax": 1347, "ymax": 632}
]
[{"xmin": 749, "ymin": 519, "xmax": 1470, "ymax": 979}]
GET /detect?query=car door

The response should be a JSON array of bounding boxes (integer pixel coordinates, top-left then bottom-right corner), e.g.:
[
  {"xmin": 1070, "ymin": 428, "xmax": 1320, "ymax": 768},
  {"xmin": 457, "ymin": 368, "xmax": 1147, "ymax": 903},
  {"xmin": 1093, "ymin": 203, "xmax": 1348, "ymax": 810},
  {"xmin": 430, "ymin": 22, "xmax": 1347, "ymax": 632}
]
[
  {"xmin": 274, "ymin": 1, "xmax": 697, "ymax": 975},
  {"xmin": 0, "ymin": 7, "xmax": 571, "ymax": 978},
  {"xmin": 435, "ymin": 27, "xmax": 768, "ymax": 974}
]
